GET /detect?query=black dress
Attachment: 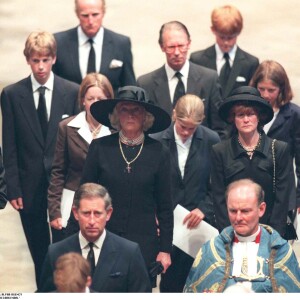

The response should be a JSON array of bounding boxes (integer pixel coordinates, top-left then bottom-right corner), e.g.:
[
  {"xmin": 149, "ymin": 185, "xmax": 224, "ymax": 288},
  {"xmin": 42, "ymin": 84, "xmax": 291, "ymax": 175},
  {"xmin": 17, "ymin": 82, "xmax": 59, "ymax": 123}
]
[{"xmin": 81, "ymin": 133, "xmax": 173, "ymax": 271}]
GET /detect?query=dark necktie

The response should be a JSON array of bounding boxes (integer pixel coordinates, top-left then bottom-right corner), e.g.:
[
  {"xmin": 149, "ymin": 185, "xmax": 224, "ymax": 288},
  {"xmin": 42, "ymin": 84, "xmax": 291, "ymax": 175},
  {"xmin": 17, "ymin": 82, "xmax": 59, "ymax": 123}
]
[
  {"xmin": 87, "ymin": 39, "xmax": 96, "ymax": 74},
  {"xmin": 37, "ymin": 86, "xmax": 48, "ymax": 139},
  {"xmin": 173, "ymin": 71, "xmax": 185, "ymax": 107},
  {"xmin": 219, "ymin": 52, "xmax": 231, "ymax": 91},
  {"xmin": 87, "ymin": 242, "xmax": 95, "ymax": 275}
]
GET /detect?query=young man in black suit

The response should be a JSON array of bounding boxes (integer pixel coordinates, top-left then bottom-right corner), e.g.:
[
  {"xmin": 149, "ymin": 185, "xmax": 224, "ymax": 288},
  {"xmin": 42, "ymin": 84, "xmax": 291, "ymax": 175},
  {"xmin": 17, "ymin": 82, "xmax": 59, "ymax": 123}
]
[
  {"xmin": 38, "ymin": 183, "xmax": 151, "ymax": 293},
  {"xmin": 137, "ymin": 21, "xmax": 227, "ymax": 140},
  {"xmin": 52, "ymin": 0, "xmax": 136, "ymax": 93},
  {"xmin": 0, "ymin": 31, "xmax": 79, "ymax": 287},
  {"xmin": 190, "ymin": 5, "xmax": 259, "ymax": 98}
]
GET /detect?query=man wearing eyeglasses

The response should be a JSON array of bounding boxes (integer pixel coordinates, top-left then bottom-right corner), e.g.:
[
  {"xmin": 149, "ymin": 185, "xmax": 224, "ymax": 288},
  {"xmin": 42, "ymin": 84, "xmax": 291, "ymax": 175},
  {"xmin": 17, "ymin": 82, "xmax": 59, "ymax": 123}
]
[{"xmin": 137, "ymin": 21, "xmax": 227, "ymax": 140}]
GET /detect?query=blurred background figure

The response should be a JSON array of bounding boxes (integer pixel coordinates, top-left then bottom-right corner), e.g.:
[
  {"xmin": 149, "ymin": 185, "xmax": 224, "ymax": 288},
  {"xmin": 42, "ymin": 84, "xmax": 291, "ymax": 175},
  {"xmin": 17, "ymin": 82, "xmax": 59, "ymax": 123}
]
[
  {"xmin": 250, "ymin": 60, "xmax": 300, "ymax": 235},
  {"xmin": 48, "ymin": 72, "xmax": 114, "ymax": 243},
  {"xmin": 54, "ymin": 252, "xmax": 92, "ymax": 293}
]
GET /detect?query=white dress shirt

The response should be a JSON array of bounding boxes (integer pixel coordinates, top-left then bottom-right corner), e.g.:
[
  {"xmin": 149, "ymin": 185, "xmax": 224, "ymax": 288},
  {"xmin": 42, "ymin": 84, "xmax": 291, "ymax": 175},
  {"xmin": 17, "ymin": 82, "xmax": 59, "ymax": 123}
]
[
  {"xmin": 174, "ymin": 126, "xmax": 193, "ymax": 179},
  {"xmin": 78, "ymin": 26, "xmax": 104, "ymax": 78},
  {"xmin": 67, "ymin": 111, "xmax": 111, "ymax": 144},
  {"xmin": 31, "ymin": 72, "xmax": 54, "ymax": 121},
  {"xmin": 215, "ymin": 43, "xmax": 237, "ymax": 75},
  {"xmin": 79, "ymin": 229, "xmax": 106, "ymax": 266},
  {"xmin": 165, "ymin": 61, "xmax": 189, "ymax": 104}
]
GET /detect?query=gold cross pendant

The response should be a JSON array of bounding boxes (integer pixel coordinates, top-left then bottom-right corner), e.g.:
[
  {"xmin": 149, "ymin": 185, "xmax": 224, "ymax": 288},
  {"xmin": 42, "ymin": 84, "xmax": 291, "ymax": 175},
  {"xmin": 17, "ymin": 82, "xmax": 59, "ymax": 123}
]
[{"xmin": 126, "ymin": 164, "xmax": 131, "ymax": 173}]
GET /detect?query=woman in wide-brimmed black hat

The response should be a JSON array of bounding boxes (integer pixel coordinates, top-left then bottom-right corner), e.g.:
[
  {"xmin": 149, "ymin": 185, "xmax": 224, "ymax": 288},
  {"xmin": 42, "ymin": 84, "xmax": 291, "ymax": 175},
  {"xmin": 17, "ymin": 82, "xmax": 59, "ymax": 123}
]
[
  {"xmin": 80, "ymin": 85, "xmax": 173, "ymax": 288},
  {"xmin": 210, "ymin": 86, "xmax": 295, "ymax": 238}
]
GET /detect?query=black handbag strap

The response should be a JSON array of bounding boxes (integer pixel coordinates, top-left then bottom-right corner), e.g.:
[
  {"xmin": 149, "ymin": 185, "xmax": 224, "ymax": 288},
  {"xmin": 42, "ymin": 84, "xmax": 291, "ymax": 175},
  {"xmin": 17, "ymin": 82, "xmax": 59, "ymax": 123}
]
[{"xmin": 271, "ymin": 139, "xmax": 276, "ymax": 193}]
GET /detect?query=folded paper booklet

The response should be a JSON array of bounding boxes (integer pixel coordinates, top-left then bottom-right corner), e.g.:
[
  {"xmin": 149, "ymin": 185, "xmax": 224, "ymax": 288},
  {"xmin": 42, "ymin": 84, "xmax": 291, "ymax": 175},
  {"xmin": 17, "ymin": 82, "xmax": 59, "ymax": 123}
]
[
  {"xmin": 173, "ymin": 204, "xmax": 219, "ymax": 258},
  {"xmin": 61, "ymin": 188, "xmax": 75, "ymax": 228}
]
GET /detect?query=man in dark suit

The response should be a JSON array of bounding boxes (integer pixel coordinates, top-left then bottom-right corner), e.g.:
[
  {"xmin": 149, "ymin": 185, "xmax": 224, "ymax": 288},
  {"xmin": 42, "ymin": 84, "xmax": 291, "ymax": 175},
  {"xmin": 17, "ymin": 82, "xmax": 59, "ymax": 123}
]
[
  {"xmin": 38, "ymin": 183, "xmax": 151, "ymax": 293},
  {"xmin": 0, "ymin": 31, "xmax": 79, "ymax": 287},
  {"xmin": 52, "ymin": 0, "xmax": 136, "ymax": 93},
  {"xmin": 190, "ymin": 5, "xmax": 259, "ymax": 98},
  {"xmin": 137, "ymin": 21, "xmax": 227, "ymax": 140}
]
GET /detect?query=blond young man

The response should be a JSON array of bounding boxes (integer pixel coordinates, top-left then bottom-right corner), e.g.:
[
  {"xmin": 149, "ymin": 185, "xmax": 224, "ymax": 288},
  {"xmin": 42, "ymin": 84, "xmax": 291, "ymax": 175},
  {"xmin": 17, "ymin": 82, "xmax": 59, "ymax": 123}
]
[{"xmin": 1, "ymin": 31, "xmax": 79, "ymax": 286}]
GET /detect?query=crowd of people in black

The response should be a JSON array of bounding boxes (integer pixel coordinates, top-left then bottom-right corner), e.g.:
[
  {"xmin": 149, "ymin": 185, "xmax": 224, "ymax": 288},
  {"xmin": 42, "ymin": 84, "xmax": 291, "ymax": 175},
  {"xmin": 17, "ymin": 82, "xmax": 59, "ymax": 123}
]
[{"xmin": 0, "ymin": 0, "xmax": 300, "ymax": 293}]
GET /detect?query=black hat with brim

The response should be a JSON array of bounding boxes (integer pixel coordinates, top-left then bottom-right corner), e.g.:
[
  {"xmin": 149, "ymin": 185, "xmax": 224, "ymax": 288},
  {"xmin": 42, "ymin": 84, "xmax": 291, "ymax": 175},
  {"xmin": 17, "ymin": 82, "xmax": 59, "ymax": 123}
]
[
  {"xmin": 90, "ymin": 86, "xmax": 171, "ymax": 134},
  {"xmin": 218, "ymin": 86, "xmax": 274, "ymax": 125}
]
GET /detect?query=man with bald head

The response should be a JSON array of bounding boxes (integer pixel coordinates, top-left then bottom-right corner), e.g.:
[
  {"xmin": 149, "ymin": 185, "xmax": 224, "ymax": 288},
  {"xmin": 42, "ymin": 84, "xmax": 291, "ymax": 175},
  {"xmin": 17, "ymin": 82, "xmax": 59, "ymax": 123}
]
[
  {"xmin": 184, "ymin": 179, "xmax": 300, "ymax": 293},
  {"xmin": 53, "ymin": 0, "xmax": 136, "ymax": 93}
]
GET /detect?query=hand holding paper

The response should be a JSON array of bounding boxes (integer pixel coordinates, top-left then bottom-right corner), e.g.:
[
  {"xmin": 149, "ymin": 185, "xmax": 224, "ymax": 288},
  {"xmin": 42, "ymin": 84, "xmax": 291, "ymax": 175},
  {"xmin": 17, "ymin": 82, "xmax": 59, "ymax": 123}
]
[{"xmin": 173, "ymin": 205, "xmax": 219, "ymax": 258}]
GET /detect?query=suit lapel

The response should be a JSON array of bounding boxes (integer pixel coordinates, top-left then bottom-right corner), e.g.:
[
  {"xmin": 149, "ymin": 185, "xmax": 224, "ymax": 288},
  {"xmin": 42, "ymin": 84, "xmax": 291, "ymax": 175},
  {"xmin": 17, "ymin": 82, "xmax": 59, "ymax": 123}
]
[
  {"xmin": 203, "ymin": 46, "xmax": 217, "ymax": 69},
  {"xmin": 93, "ymin": 232, "xmax": 118, "ymax": 291},
  {"xmin": 67, "ymin": 28, "xmax": 82, "ymax": 81},
  {"xmin": 268, "ymin": 106, "xmax": 291, "ymax": 135},
  {"xmin": 46, "ymin": 76, "xmax": 65, "ymax": 149},
  {"xmin": 18, "ymin": 77, "xmax": 44, "ymax": 147},
  {"xmin": 100, "ymin": 28, "xmax": 113, "ymax": 74},
  {"xmin": 224, "ymin": 47, "xmax": 244, "ymax": 97},
  {"xmin": 184, "ymin": 127, "xmax": 203, "ymax": 180},
  {"xmin": 68, "ymin": 127, "xmax": 89, "ymax": 154},
  {"xmin": 186, "ymin": 65, "xmax": 200, "ymax": 94},
  {"xmin": 153, "ymin": 67, "xmax": 173, "ymax": 113},
  {"xmin": 163, "ymin": 126, "xmax": 183, "ymax": 181}
]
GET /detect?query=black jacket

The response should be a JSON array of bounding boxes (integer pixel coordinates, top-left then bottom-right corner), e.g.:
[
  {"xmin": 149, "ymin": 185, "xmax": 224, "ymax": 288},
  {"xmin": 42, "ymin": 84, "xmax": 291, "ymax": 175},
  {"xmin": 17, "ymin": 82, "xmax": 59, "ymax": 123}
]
[{"xmin": 211, "ymin": 132, "xmax": 295, "ymax": 236}]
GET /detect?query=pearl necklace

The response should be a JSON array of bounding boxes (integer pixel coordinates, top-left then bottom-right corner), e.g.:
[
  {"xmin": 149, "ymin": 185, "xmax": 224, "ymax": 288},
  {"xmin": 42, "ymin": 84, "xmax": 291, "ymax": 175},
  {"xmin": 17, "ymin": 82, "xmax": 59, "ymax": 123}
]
[
  {"xmin": 119, "ymin": 131, "xmax": 144, "ymax": 146},
  {"xmin": 238, "ymin": 133, "xmax": 261, "ymax": 160},
  {"xmin": 119, "ymin": 139, "xmax": 144, "ymax": 173}
]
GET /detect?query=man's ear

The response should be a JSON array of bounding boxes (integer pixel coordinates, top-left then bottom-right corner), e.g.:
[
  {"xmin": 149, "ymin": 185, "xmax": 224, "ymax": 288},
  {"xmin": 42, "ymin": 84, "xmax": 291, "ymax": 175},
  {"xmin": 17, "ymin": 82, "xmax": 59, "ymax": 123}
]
[
  {"xmin": 106, "ymin": 207, "xmax": 113, "ymax": 222},
  {"xmin": 72, "ymin": 206, "xmax": 79, "ymax": 221},
  {"xmin": 258, "ymin": 202, "xmax": 266, "ymax": 218},
  {"xmin": 211, "ymin": 26, "xmax": 217, "ymax": 35}
]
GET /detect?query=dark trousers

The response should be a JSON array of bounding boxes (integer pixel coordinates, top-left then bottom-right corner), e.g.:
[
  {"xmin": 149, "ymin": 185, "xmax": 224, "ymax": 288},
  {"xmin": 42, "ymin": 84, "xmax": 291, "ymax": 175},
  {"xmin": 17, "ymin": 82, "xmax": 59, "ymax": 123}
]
[
  {"xmin": 20, "ymin": 209, "xmax": 50, "ymax": 287},
  {"xmin": 160, "ymin": 246, "xmax": 194, "ymax": 293}
]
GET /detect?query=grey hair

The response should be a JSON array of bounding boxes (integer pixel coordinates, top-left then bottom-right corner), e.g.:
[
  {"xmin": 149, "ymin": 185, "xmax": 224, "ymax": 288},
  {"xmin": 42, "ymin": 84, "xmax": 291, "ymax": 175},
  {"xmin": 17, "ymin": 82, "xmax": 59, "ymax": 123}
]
[{"xmin": 73, "ymin": 183, "xmax": 112, "ymax": 210}]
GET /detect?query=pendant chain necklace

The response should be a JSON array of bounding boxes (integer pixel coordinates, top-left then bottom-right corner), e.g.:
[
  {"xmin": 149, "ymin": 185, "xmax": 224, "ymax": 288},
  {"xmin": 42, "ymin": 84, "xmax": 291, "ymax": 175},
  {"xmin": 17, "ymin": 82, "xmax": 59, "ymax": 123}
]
[
  {"xmin": 88, "ymin": 123, "xmax": 102, "ymax": 139},
  {"xmin": 119, "ymin": 139, "xmax": 144, "ymax": 173},
  {"xmin": 238, "ymin": 133, "xmax": 262, "ymax": 160}
]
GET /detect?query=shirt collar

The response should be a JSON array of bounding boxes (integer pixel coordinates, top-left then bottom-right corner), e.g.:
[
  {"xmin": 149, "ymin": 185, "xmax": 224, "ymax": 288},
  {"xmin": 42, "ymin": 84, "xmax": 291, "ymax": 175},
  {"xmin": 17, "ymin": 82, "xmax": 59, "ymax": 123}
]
[
  {"xmin": 165, "ymin": 60, "xmax": 189, "ymax": 81},
  {"xmin": 174, "ymin": 125, "xmax": 193, "ymax": 148},
  {"xmin": 234, "ymin": 226, "xmax": 261, "ymax": 243},
  {"xmin": 67, "ymin": 111, "xmax": 87, "ymax": 128},
  {"xmin": 78, "ymin": 26, "xmax": 104, "ymax": 46},
  {"xmin": 78, "ymin": 229, "xmax": 106, "ymax": 250},
  {"xmin": 31, "ymin": 71, "xmax": 54, "ymax": 92},
  {"xmin": 215, "ymin": 43, "xmax": 237, "ymax": 62}
]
